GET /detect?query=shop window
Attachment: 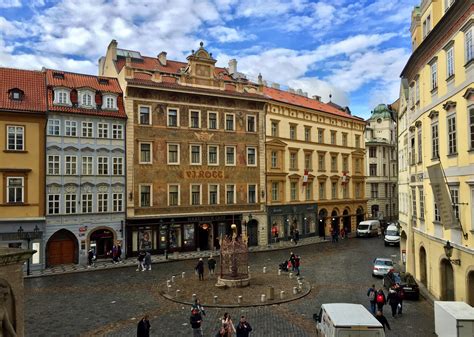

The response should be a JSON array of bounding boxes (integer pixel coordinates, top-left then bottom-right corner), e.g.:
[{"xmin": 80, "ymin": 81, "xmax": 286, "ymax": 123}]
[{"xmin": 169, "ymin": 225, "xmax": 182, "ymax": 249}]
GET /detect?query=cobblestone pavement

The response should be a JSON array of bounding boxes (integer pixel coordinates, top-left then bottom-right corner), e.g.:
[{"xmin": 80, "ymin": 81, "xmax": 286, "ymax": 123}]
[{"xmin": 25, "ymin": 237, "xmax": 435, "ymax": 337}]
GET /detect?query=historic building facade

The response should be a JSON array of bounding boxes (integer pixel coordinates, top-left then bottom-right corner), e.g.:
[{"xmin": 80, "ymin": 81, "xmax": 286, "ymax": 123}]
[
  {"xmin": 0, "ymin": 67, "xmax": 46, "ymax": 271},
  {"xmin": 44, "ymin": 69, "xmax": 126, "ymax": 266},
  {"xmin": 399, "ymin": 0, "xmax": 474, "ymax": 304},
  {"xmin": 365, "ymin": 104, "xmax": 398, "ymax": 221},
  {"xmin": 263, "ymin": 86, "xmax": 367, "ymax": 243},
  {"xmin": 100, "ymin": 41, "xmax": 267, "ymax": 255}
]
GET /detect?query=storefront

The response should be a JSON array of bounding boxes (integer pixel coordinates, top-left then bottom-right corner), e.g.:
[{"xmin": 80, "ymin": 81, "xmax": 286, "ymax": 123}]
[
  {"xmin": 267, "ymin": 204, "xmax": 317, "ymax": 244},
  {"xmin": 126, "ymin": 214, "xmax": 243, "ymax": 256}
]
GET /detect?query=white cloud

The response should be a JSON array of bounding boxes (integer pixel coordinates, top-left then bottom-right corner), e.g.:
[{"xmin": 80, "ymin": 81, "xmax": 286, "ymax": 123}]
[
  {"xmin": 287, "ymin": 77, "xmax": 349, "ymax": 107},
  {"xmin": 236, "ymin": 0, "xmax": 307, "ymax": 18},
  {"xmin": 208, "ymin": 26, "xmax": 256, "ymax": 43},
  {"xmin": 0, "ymin": 0, "xmax": 21, "ymax": 8}
]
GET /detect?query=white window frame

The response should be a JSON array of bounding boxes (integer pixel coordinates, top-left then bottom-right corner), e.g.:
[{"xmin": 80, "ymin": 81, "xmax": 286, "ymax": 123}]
[
  {"xmin": 248, "ymin": 184, "xmax": 257, "ymax": 204},
  {"xmin": 167, "ymin": 108, "xmax": 179, "ymax": 127},
  {"xmin": 47, "ymin": 155, "xmax": 60, "ymax": 175},
  {"xmin": 47, "ymin": 119, "xmax": 60, "ymax": 136},
  {"xmin": 247, "ymin": 147, "xmax": 257, "ymax": 167},
  {"xmin": 290, "ymin": 181, "xmax": 297, "ymax": 201},
  {"xmin": 168, "ymin": 184, "xmax": 180, "ymax": 206},
  {"xmin": 190, "ymin": 184, "xmax": 202, "ymax": 206},
  {"xmin": 7, "ymin": 125, "xmax": 24, "ymax": 151},
  {"xmin": 207, "ymin": 111, "xmax": 218, "ymax": 130},
  {"xmin": 112, "ymin": 193, "xmax": 123, "ymax": 212},
  {"xmin": 102, "ymin": 94, "xmax": 117, "ymax": 110},
  {"xmin": 98, "ymin": 123, "xmax": 109, "ymax": 138},
  {"xmin": 53, "ymin": 88, "xmax": 71, "ymax": 105},
  {"xmin": 431, "ymin": 62, "xmax": 438, "ymax": 90},
  {"xmin": 190, "ymin": 144, "xmax": 202, "ymax": 165},
  {"xmin": 65, "ymin": 193, "xmax": 77, "ymax": 214},
  {"xmin": 225, "ymin": 146, "xmax": 236, "ymax": 166},
  {"xmin": 466, "ymin": 27, "xmax": 473, "ymax": 63},
  {"xmin": 208, "ymin": 184, "xmax": 219, "ymax": 205},
  {"xmin": 98, "ymin": 193, "xmax": 109, "ymax": 212},
  {"xmin": 139, "ymin": 184, "xmax": 152, "ymax": 207},
  {"xmin": 82, "ymin": 193, "xmax": 93, "ymax": 213},
  {"xmin": 97, "ymin": 156, "xmax": 109, "ymax": 175},
  {"xmin": 139, "ymin": 142, "xmax": 153, "ymax": 164},
  {"xmin": 225, "ymin": 184, "xmax": 236, "ymax": 204},
  {"xmin": 65, "ymin": 155, "xmax": 77, "ymax": 175},
  {"xmin": 113, "ymin": 157, "xmax": 124, "ymax": 175},
  {"xmin": 271, "ymin": 182, "xmax": 279, "ymax": 201},
  {"xmin": 469, "ymin": 107, "xmax": 474, "ymax": 150},
  {"xmin": 271, "ymin": 151, "xmax": 277, "ymax": 169},
  {"xmin": 81, "ymin": 121, "xmax": 93, "ymax": 138},
  {"xmin": 82, "ymin": 156, "xmax": 93, "ymax": 175},
  {"xmin": 447, "ymin": 113, "xmax": 457, "ymax": 155},
  {"xmin": 139, "ymin": 105, "xmax": 152, "ymax": 125},
  {"xmin": 47, "ymin": 194, "xmax": 60, "ymax": 215},
  {"xmin": 446, "ymin": 46, "xmax": 455, "ymax": 78},
  {"xmin": 246, "ymin": 115, "xmax": 256, "ymax": 132},
  {"xmin": 167, "ymin": 143, "xmax": 180, "ymax": 165},
  {"xmin": 289, "ymin": 124, "xmax": 296, "ymax": 140},
  {"xmin": 225, "ymin": 113, "xmax": 235, "ymax": 131},
  {"xmin": 207, "ymin": 145, "xmax": 219, "ymax": 166},
  {"xmin": 189, "ymin": 110, "xmax": 201, "ymax": 129},
  {"xmin": 64, "ymin": 120, "xmax": 77, "ymax": 137},
  {"xmin": 449, "ymin": 185, "xmax": 460, "ymax": 220},
  {"xmin": 112, "ymin": 124, "xmax": 123, "ymax": 139},
  {"xmin": 79, "ymin": 89, "xmax": 95, "ymax": 108},
  {"xmin": 6, "ymin": 177, "xmax": 24, "ymax": 203}
]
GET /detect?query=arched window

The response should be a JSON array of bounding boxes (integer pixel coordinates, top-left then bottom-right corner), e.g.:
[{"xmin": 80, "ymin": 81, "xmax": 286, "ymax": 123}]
[
  {"xmin": 102, "ymin": 95, "xmax": 116, "ymax": 110},
  {"xmin": 82, "ymin": 93, "xmax": 92, "ymax": 106},
  {"xmin": 53, "ymin": 88, "xmax": 71, "ymax": 105}
]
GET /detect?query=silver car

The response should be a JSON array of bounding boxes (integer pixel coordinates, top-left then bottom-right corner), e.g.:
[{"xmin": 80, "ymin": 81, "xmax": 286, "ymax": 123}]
[{"xmin": 372, "ymin": 258, "xmax": 394, "ymax": 277}]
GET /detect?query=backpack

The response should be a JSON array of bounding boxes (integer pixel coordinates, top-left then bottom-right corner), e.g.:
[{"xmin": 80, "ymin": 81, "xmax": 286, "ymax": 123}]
[
  {"xmin": 376, "ymin": 293, "xmax": 384, "ymax": 304},
  {"xmin": 368, "ymin": 289, "xmax": 375, "ymax": 301}
]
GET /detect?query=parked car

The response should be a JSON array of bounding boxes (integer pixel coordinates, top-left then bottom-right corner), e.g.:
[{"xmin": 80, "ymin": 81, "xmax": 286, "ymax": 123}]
[
  {"xmin": 384, "ymin": 224, "xmax": 400, "ymax": 246},
  {"xmin": 372, "ymin": 257, "xmax": 394, "ymax": 277},
  {"xmin": 383, "ymin": 271, "xmax": 420, "ymax": 300},
  {"xmin": 356, "ymin": 220, "xmax": 381, "ymax": 237}
]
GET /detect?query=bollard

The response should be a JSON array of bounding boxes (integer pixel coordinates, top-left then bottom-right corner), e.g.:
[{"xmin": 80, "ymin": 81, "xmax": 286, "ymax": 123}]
[
  {"xmin": 261, "ymin": 294, "xmax": 266, "ymax": 302},
  {"xmin": 238, "ymin": 295, "xmax": 243, "ymax": 304},
  {"xmin": 166, "ymin": 280, "xmax": 171, "ymax": 287},
  {"xmin": 289, "ymin": 273, "xmax": 293, "ymax": 279},
  {"xmin": 280, "ymin": 290, "xmax": 285, "ymax": 299},
  {"xmin": 213, "ymin": 295, "xmax": 218, "ymax": 304},
  {"xmin": 278, "ymin": 269, "xmax": 281, "ymax": 276},
  {"xmin": 182, "ymin": 272, "xmax": 185, "ymax": 279},
  {"xmin": 263, "ymin": 267, "xmax": 266, "ymax": 273},
  {"xmin": 192, "ymin": 293, "xmax": 197, "ymax": 302},
  {"xmin": 293, "ymin": 286, "xmax": 298, "ymax": 295},
  {"xmin": 167, "ymin": 285, "xmax": 172, "ymax": 292},
  {"xmin": 176, "ymin": 289, "xmax": 180, "ymax": 298},
  {"xmin": 171, "ymin": 275, "xmax": 176, "ymax": 283}
]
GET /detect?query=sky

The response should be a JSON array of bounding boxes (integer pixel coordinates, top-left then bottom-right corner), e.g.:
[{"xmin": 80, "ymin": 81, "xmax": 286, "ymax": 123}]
[{"xmin": 0, "ymin": 0, "xmax": 418, "ymax": 119}]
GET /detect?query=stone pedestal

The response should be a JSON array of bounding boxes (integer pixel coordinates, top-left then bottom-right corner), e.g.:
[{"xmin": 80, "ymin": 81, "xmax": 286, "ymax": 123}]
[{"xmin": 0, "ymin": 248, "xmax": 35, "ymax": 337}]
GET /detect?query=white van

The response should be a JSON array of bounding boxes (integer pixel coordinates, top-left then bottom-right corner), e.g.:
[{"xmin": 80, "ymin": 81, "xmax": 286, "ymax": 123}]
[
  {"xmin": 356, "ymin": 220, "xmax": 381, "ymax": 237},
  {"xmin": 314, "ymin": 303, "xmax": 385, "ymax": 337},
  {"xmin": 384, "ymin": 224, "xmax": 400, "ymax": 246}
]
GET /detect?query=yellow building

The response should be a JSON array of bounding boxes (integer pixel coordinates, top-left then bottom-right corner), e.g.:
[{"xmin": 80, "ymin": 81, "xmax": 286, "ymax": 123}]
[
  {"xmin": 263, "ymin": 86, "xmax": 367, "ymax": 242},
  {"xmin": 399, "ymin": 0, "xmax": 474, "ymax": 304},
  {"xmin": 0, "ymin": 67, "xmax": 47, "ymax": 270}
]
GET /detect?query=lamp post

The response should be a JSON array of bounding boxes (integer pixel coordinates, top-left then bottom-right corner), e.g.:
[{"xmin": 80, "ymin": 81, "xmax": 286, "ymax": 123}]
[
  {"xmin": 443, "ymin": 241, "xmax": 461, "ymax": 266},
  {"xmin": 17, "ymin": 225, "xmax": 39, "ymax": 275}
]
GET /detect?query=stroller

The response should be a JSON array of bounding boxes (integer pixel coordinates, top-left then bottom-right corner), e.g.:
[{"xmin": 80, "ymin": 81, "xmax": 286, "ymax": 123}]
[{"xmin": 279, "ymin": 260, "xmax": 289, "ymax": 272}]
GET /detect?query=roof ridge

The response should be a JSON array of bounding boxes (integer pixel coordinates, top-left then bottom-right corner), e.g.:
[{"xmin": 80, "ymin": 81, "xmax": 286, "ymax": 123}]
[
  {"xmin": 0, "ymin": 66, "xmax": 43, "ymax": 73},
  {"xmin": 45, "ymin": 68, "xmax": 118, "ymax": 80}
]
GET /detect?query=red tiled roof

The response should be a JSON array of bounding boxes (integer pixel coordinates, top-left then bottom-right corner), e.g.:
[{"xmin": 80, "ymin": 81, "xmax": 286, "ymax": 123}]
[
  {"xmin": 263, "ymin": 86, "xmax": 360, "ymax": 121},
  {"xmin": 45, "ymin": 69, "xmax": 126, "ymax": 119},
  {"xmin": 0, "ymin": 67, "xmax": 47, "ymax": 113}
]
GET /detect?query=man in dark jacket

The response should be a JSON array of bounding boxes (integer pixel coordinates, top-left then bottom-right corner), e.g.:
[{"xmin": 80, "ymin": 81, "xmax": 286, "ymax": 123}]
[
  {"xmin": 387, "ymin": 288, "xmax": 400, "ymax": 317},
  {"xmin": 367, "ymin": 284, "xmax": 377, "ymax": 314},
  {"xmin": 196, "ymin": 258, "xmax": 204, "ymax": 280},
  {"xmin": 236, "ymin": 316, "xmax": 252, "ymax": 337},
  {"xmin": 208, "ymin": 255, "xmax": 216, "ymax": 276},
  {"xmin": 137, "ymin": 314, "xmax": 151, "ymax": 337},
  {"xmin": 375, "ymin": 311, "xmax": 391, "ymax": 331},
  {"xmin": 190, "ymin": 308, "xmax": 203, "ymax": 337}
]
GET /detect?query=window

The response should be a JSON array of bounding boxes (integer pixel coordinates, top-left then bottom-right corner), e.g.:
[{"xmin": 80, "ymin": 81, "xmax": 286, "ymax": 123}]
[
  {"xmin": 140, "ymin": 143, "xmax": 152, "ymax": 164},
  {"xmin": 271, "ymin": 121, "xmax": 278, "ymax": 137},
  {"xmin": 415, "ymin": 79, "xmax": 420, "ymax": 103},
  {"xmin": 342, "ymin": 184, "xmax": 349, "ymax": 199},
  {"xmin": 82, "ymin": 194, "xmax": 92, "ymax": 213},
  {"xmin": 410, "ymin": 136, "xmax": 416, "ymax": 165},
  {"xmin": 355, "ymin": 135, "xmax": 361, "ymax": 148},
  {"xmin": 289, "ymin": 152, "xmax": 297, "ymax": 170},
  {"xmin": 190, "ymin": 110, "xmax": 200, "ymax": 128},
  {"xmin": 342, "ymin": 156, "xmax": 349, "ymax": 172},
  {"xmin": 318, "ymin": 129, "xmax": 324, "ymax": 143},
  {"xmin": 331, "ymin": 155, "xmax": 337, "ymax": 172},
  {"xmin": 431, "ymin": 62, "xmax": 438, "ymax": 90},
  {"xmin": 112, "ymin": 124, "xmax": 123, "ymax": 139},
  {"xmin": 319, "ymin": 181, "xmax": 326, "ymax": 199},
  {"xmin": 7, "ymin": 126, "xmax": 24, "ymax": 150},
  {"xmin": 434, "ymin": 202, "xmax": 441, "ymax": 222},
  {"xmin": 65, "ymin": 156, "xmax": 77, "ymax": 175},
  {"xmin": 190, "ymin": 145, "xmax": 202, "ymax": 165},
  {"xmin": 371, "ymin": 183, "xmax": 379, "ymax": 198},
  {"xmin": 369, "ymin": 164, "xmax": 377, "ymax": 176},
  {"xmin": 247, "ymin": 115, "xmax": 256, "ymax": 132},
  {"xmin": 247, "ymin": 147, "xmax": 256, "ymax": 166},
  {"xmin": 289, "ymin": 125, "xmax": 296, "ymax": 140},
  {"xmin": 48, "ymin": 194, "xmax": 60, "ymax": 214},
  {"xmin": 304, "ymin": 127, "xmax": 311, "ymax": 142},
  {"xmin": 97, "ymin": 156, "xmax": 109, "ymax": 175},
  {"xmin": 167, "ymin": 144, "xmax": 180, "ymax": 164},
  {"xmin": 104, "ymin": 96, "xmax": 116, "ymax": 110},
  {"xmin": 139, "ymin": 106, "xmax": 151, "ymax": 125},
  {"xmin": 318, "ymin": 153, "xmax": 325, "ymax": 171},
  {"xmin": 447, "ymin": 114, "xmax": 457, "ymax": 155},
  {"xmin": 331, "ymin": 182, "xmax": 337, "ymax": 199},
  {"xmin": 81, "ymin": 92, "xmax": 93, "ymax": 107},
  {"xmin": 207, "ymin": 145, "xmax": 218, "ymax": 165},
  {"xmin": 82, "ymin": 156, "xmax": 93, "ymax": 175},
  {"xmin": 98, "ymin": 193, "xmax": 109, "ymax": 212},
  {"xmin": 342, "ymin": 133, "xmax": 348, "ymax": 147},
  {"xmin": 271, "ymin": 151, "xmax": 278, "ymax": 169},
  {"xmin": 355, "ymin": 183, "xmax": 361, "ymax": 198},
  {"xmin": 383, "ymin": 147, "xmax": 386, "ymax": 159},
  {"xmin": 98, "ymin": 123, "xmax": 109, "ymax": 138},
  {"xmin": 168, "ymin": 185, "xmax": 179, "ymax": 206},
  {"xmin": 54, "ymin": 89, "xmax": 70, "ymax": 105},
  {"xmin": 330, "ymin": 131, "xmax": 336, "ymax": 145},
  {"xmin": 64, "ymin": 193, "xmax": 77, "ymax": 214},
  {"xmin": 417, "ymin": 128, "xmax": 423, "ymax": 163},
  {"xmin": 208, "ymin": 112, "xmax": 218, "ymax": 129},
  {"xmin": 446, "ymin": 47, "xmax": 455, "ymax": 78},
  {"xmin": 191, "ymin": 185, "xmax": 201, "ymax": 205},
  {"xmin": 65, "ymin": 121, "xmax": 77, "ymax": 137},
  {"xmin": 450, "ymin": 186, "xmax": 460, "ymax": 219},
  {"xmin": 168, "ymin": 108, "xmax": 179, "ymax": 127},
  {"xmin": 470, "ymin": 108, "xmax": 474, "ymax": 150},
  {"xmin": 419, "ymin": 187, "xmax": 425, "ymax": 219},
  {"xmin": 383, "ymin": 164, "xmax": 386, "ymax": 176},
  {"xmin": 271, "ymin": 182, "xmax": 279, "ymax": 201},
  {"xmin": 209, "ymin": 184, "xmax": 219, "ymax": 205},
  {"xmin": 226, "ymin": 184, "xmax": 235, "ymax": 204},
  {"xmin": 10, "ymin": 90, "xmax": 22, "ymax": 101},
  {"xmin": 248, "ymin": 185, "xmax": 256, "ymax": 204},
  {"xmin": 305, "ymin": 183, "xmax": 313, "ymax": 201},
  {"xmin": 369, "ymin": 147, "xmax": 377, "ymax": 158},
  {"xmin": 411, "ymin": 188, "xmax": 417, "ymax": 218},
  {"xmin": 355, "ymin": 158, "xmax": 361, "ymax": 173},
  {"xmin": 290, "ymin": 182, "xmax": 297, "ymax": 201},
  {"xmin": 113, "ymin": 157, "xmax": 124, "ymax": 175},
  {"xmin": 225, "ymin": 114, "xmax": 235, "ymax": 131},
  {"xmin": 225, "ymin": 146, "xmax": 235, "ymax": 165},
  {"xmin": 304, "ymin": 153, "xmax": 312, "ymax": 170},
  {"xmin": 82, "ymin": 122, "xmax": 93, "ymax": 138},
  {"xmin": 47, "ymin": 119, "xmax": 60, "ymax": 136},
  {"xmin": 47, "ymin": 155, "xmax": 60, "ymax": 175},
  {"xmin": 113, "ymin": 193, "xmax": 123, "ymax": 212},
  {"xmin": 466, "ymin": 28, "xmax": 473, "ymax": 63},
  {"xmin": 140, "ymin": 185, "xmax": 151, "ymax": 207}
]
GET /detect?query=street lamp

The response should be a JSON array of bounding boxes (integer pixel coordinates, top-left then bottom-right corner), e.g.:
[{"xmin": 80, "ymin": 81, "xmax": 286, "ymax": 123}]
[
  {"xmin": 443, "ymin": 241, "xmax": 461, "ymax": 266},
  {"xmin": 17, "ymin": 225, "xmax": 39, "ymax": 275}
]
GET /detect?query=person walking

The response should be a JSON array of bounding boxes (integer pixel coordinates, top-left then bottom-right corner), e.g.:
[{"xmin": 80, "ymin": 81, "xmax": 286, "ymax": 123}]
[
  {"xmin": 294, "ymin": 255, "xmax": 301, "ymax": 276},
  {"xmin": 136, "ymin": 251, "xmax": 145, "ymax": 271},
  {"xmin": 195, "ymin": 258, "xmax": 204, "ymax": 281},
  {"xmin": 375, "ymin": 311, "xmax": 391, "ymax": 331},
  {"xmin": 387, "ymin": 287, "xmax": 400, "ymax": 318},
  {"xmin": 236, "ymin": 316, "xmax": 252, "ymax": 337},
  {"xmin": 289, "ymin": 252, "xmax": 296, "ymax": 272},
  {"xmin": 222, "ymin": 313, "xmax": 236, "ymax": 336},
  {"xmin": 340, "ymin": 226, "xmax": 346, "ymax": 239},
  {"xmin": 396, "ymin": 284, "xmax": 405, "ymax": 315},
  {"xmin": 117, "ymin": 244, "xmax": 122, "ymax": 263},
  {"xmin": 87, "ymin": 248, "xmax": 94, "ymax": 268},
  {"xmin": 215, "ymin": 324, "xmax": 228, "ymax": 337},
  {"xmin": 137, "ymin": 314, "xmax": 151, "ymax": 337},
  {"xmin": 144, "ymin": 251, "xmax": 152, "ymax": 271},
  {"xmin": 375, "ymin": 288, "xmax": 386, "ymax": 313},
  {"xmin": 293, "ymin": 228, "xmax": 299, "ymax": 245},
  {"xmin": 367, "ymin": 284, "xmax": 377, "ymax": 315},
  {"xmin": 208, "ymin": 255, "xmax": 216, "ymax": 276},
  {"xmin": 192, "ymin": 298, "xmax": 206, "ymax": 316},
  {"xmin": 190, "ymin": 308, "xmax": 203, "ymax": 337}
]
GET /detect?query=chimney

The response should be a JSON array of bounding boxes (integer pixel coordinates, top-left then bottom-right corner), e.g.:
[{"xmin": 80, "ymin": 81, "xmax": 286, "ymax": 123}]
[
  {"xmin": 303, "ymin": 92, "xmax": 308, "ymax": 97},
  {"xmin": 296, "ymin": 88, "xmax": 304, "ymax": 95},
  {"xmin": 271, "ymin": 83, "xmax": 280, "ymax": 90},
  {"xmin": 158, "ymin": 51, "xmax": 167, "ymax": 66},
  {"xmin": 288, "ymin": 88, "xmax": 295, "ymax": 94},
  {"xmin": 228, "ymin": 59, "xmax": 237, "ymax": 74},
  {"xmin": 312, "ymin": 95, "xmax": 321, "ymax": 102},
  {"xmin": 263, "ymin": 80, "xmax": 268, "ymax": 86},
  {"xmin": 109, "ymin": 39, "xmax": 118, "ymax": 61}
]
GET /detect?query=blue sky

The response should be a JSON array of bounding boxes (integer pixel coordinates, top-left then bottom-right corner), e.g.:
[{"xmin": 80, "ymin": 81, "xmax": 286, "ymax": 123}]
[{"xmin": 0, "ymin": 0, "xmax": 418, "ymax": 119}]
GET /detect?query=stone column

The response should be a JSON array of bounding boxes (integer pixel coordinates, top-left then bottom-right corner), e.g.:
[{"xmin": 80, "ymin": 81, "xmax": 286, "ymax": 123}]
[{"xmin": 0, "ymin": 248, "xmax": 35, "ymax": 337}]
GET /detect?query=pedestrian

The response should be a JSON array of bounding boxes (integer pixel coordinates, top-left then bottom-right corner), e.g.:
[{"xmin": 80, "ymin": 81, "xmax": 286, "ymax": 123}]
[
  {"xmin": 396, "ymin": 284, "xmax": 404, "ymax": 315},
  {"xmin": 87, "ymin": 248, "xmax": 94, "ymax": 268},
  {"xmin": 136, "ymin": 251, "xmax": 145, "ymax": 271},
  {"xmin": 340, "ymin": 226, "xmax": 345, "ymax": 239},
  {"xmin": 222, "ymin": 313, "xmax": 236, "ymax": 336},
  {"xmin": 195, "ymin": 258, "xmax": 204, "ymax": 280},
  {"xmin": 289, "ymin": 252, "xmax": 296, "ymax": 272},
  {"xmin": 117, "ymin": 244, "xmax": 122, "ymax": 262},
  {"xmin": 137, "ymin": 314, "xmax": 151, "ymax": 337},
  {"xmin": 331, "ymin": 227, "xmax": 338, "ymax": 243},
  {"xmin": 112, "ymin": 245, "xmax": 119, "ymax": 264},
  {"xmin": 375, "ymin": 288, "xmax": 386, "ymax": 313},
  {"xmin": 144, "ymin": 251, "xmax": 152, "ymax": 271},
  {"xmin": 190, "ymin": 308, "xmax": 203, "ymax": 337},
  {"xmin": 294, "ymin": 255, "xmax": 301, "ymax": 276},
  {"xmin": 236, "ymin": 315, "xmax": 252, "ymax": 337},
  {"xmin": 367, "ymin": 284, "xmax": 377, "ymax": 315},
  {"xmin": 387, "ymin": 287, "xmax": 400, "ymax": 318},
  {"xmin": 215, "ymin": 324, "xmax": 228, "ymax": 337},
  {"xmin": 293, "ymin": 228, "xmax": 299, "ymax": 245},
  {"xmin": 192, "ymin": 298, "xmax": 206, "ymax": 316},
  {"xmin": 375, "ymin": 311, "xmax": 391, "ymax": 331},
  {"xmin": 208, "ymin": 255, "xmax": 216, "ymax": 276}
]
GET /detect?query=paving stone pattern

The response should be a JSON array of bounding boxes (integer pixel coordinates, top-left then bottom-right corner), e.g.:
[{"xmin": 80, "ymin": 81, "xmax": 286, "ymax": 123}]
[{"xmin": 25, "ymin": 237, "xmax": 435, "ymax": 337}]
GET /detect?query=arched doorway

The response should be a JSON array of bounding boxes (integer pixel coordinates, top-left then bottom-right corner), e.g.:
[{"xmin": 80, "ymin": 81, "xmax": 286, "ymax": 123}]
[
  {"xmin": 356, "ymin": 207, "xmax": 365, "ymax": 226},
  {"xmin": 90, "ymin": 228, "xmax": 115, "ymax": 258},
  {"xmin": 419, "ymin": 246, "xmax": 427, "ymax": 285},
  {"xmin": 318, "ymin": 209, "xmax": 328, "ymax": 237},
  {"xmin": 467, "ymin": 271, "xmax": 474, "ymax": 306},
  {"xmin": 247, "ymin": 219, "xmax": 259, "ymax": 247},
  {"xmin": 46, "ymin": 229, "xmax": 78, "ymax": 266},
  {"xmin": 440, "ymin": 259, "xmax": 455, "ymax": 300},
  {"xmin": 331, "ymin": 209, "xmax": 340, "ymax": 233},
  {"xmin": 400, "ymin": 231, "xmax": 407, "ymax": 264},
  {"xmin": 342, "ymin": 208, "xmax": 351, "ymax": 234}
]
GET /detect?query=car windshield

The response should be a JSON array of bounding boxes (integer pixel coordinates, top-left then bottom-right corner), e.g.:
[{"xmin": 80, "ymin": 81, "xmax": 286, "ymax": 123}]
[
  {"xmin": 358, "ymin": 225, "xmax": 369, "ymax": 230},
  {"xmin": 386, "ymin": 230, "xmax": 399, "ymax": 236},
  {"xmin": 375, "ymin": 260, "xmax": 393, "ymax": 266}
]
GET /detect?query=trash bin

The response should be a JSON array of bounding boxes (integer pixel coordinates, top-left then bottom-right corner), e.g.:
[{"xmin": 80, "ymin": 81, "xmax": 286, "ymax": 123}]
[{"xmin": 268, "ymin": 286, "xmax": 274, "ymax": 300}]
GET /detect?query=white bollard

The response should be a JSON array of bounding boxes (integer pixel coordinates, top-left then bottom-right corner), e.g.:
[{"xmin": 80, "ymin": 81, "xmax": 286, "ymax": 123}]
[
  {"xmin": 263, "ymin": 267, "xmax": 266, "ymax": 273},
  {"xmin": 238, "ymin": 295, "xmax": 243, "ymax": 304},
  {"xmin": 289, "ymin": 273, "xmax": 293, "ymax": 279},
  {"xmin": 192, "ymin": 293, "xmax": 197, "ymax": 302},
  {"xmin": 167, "ymin": 285, "xmax": 172, "ymax": 292},
  {"xmin": 213, "ymin": 295, "xmax": 218, "ymax": 304},
  {"xmin": 280, "ymin": 291, "xmax": 285, "ymax": 299},
  {"xmin": 182, "ymin": 272, "xmax": 185, "ymax": 279},
  {"xmin": 166, "ymin": 280, "xmax": 171, "ymax": 287},
  {"xmin": 293, "ymin": 286, "xmax": 298, "ymax": 295},
  {"xmin": 171, "ymin": 275, "xmax": 176, "ymax": 283},
  {"xmin": 176, "ymin": 289, "xmax": 180, "ymax": 297},
  {"xmin": 261, "ymin": 294, "xmax": 266, "ymax": 302},
  {"xmin": 278, "ymin": 269, "xmax": 281, "ymax": 276}
]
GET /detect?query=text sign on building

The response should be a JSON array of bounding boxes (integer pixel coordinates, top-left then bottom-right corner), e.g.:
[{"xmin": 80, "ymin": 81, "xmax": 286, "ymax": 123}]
[
  {"xmin": 184, "ymin": 170, "xmax": 224, "ymax": 179},
  {"xmin": 427, "ymin": 163, "xmax": 459, "ymax": 229}
]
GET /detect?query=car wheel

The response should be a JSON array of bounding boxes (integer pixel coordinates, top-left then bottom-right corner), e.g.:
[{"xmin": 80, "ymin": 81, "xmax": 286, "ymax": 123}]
[{"xmin": 384, "ymin": 242, "xmax": 388, "ymax": 246}]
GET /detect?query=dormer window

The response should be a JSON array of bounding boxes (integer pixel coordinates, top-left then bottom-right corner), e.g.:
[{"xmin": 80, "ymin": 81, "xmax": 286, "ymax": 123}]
[
  {"xmin": 102, "ymin": 94, "xmax": 117, "ymax": 110},
  {"xmin": 78, "ymin": 89, "xmax": 96, "ymax": 109},
  {"xmin": 9, "ymin": 89, "xmax": 23, "ymax": 101},
  {"xmin": 53, "ymin": 88, "xmax": 71, "ymax": 106},
  {"xmin": 82, "ymin": 93, "xmax": 92, "ymax": 106}
]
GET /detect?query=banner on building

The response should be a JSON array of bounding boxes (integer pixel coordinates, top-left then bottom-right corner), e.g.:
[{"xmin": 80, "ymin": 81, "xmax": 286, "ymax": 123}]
[{"xmin": 427, "ymin": 163, "xmax": 459, "ymax": 229}]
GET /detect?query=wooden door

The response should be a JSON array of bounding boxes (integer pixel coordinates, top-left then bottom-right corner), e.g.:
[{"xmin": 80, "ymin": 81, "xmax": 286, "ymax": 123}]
[{"xmin": 47, "ymin": 231, "xmax": 76, "ymax": 266}]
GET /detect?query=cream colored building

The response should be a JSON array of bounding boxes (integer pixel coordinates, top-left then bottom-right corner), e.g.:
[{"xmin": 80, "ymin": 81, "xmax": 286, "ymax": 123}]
[{"xmin": 399, "ymin": 0, "xmax": 474, "ymax": 304}]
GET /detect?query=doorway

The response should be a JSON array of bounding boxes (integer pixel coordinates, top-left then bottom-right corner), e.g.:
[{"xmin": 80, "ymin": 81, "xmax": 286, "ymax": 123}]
[
  {"xmin": 419, "ymin": 246, "xmax": 427, "ymax": 285},
  {"xmin": 440, "ymin": 259, "xmax": 455, "ymax": 300},
  {"xmin": 356, "ymin": 207, "xmax": 365, "ymax": 226},
  {"xmin": 46, "ymin": 229, "xmax": 77, "ymax": 266},
  {"xmin": 247, "ymin": 220, "xmax": 259, "ymax": 247},
  {"xmin": 468, "ymin": 271, "xmax": 474, "ymax": 306},
  {"xmin": 198, "ymin": 224, "xmax": 210, "ymax": 251},
  {"xmin": 318, "ymin": 209, "xmax": 328, "ymax": 237},
  {"xmin": 90, "ymin": 228, "xmax": 114, "ymax": 258},
  {"xmin": 342, "ymin": 209, "xmax": 351, "ymax": 233}
]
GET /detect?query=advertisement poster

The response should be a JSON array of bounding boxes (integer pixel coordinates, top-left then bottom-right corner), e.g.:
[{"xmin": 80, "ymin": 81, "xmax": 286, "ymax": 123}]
[{"xmin": 139, "ymin": 230, "xmax": 152, "ymax": 251}]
